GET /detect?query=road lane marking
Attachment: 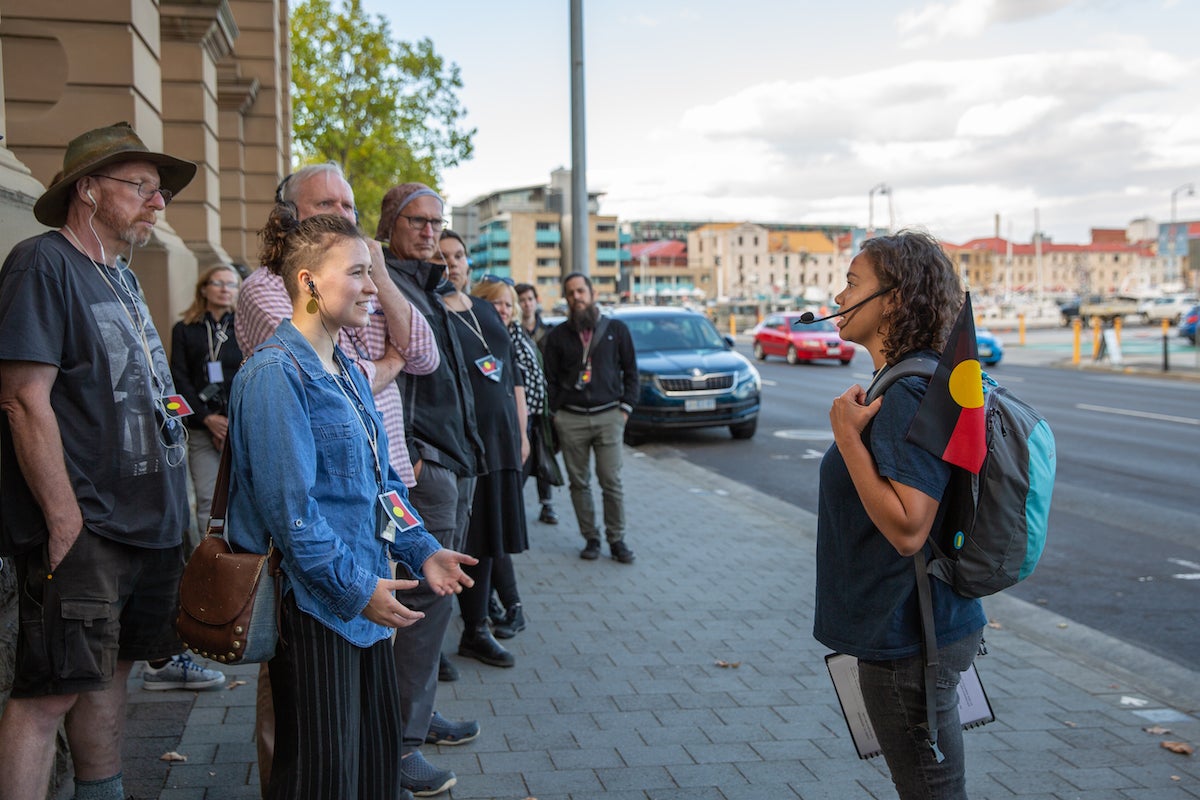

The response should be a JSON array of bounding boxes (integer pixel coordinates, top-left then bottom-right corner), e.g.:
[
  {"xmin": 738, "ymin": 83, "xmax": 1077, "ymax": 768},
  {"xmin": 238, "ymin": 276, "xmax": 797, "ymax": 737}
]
[
  {"xmin": 761, "ymin": 379, "xmax": 778, "ymax": 386},
  {"xmin": 774, "ymin": 429, "xmax": 834, "ymax": 440},
  {"xmin": 1074, "ymin": 403, "xmax": 1199, "ymax": 426},
  {"xmin": 1169, "ymin": 558, "xmax": 1200, "ymax": 580}
]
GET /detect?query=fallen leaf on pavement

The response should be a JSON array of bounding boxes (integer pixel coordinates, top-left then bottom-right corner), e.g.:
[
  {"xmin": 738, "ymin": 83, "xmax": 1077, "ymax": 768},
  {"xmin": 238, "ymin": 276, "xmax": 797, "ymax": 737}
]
[
  {"xmin": 714, "ymin": 660, "xmax": 741, "ymax": 669},
  {"xmin": 1144, "ymin": 725, "xmax": 1172, "ymax": 735},
  {"xmin": 226, "ymin": 680, "xmax": 247, "ymax": 690},
  {"xmin": 160, "ymin": 751, "xmax": 187, "ymax": 762},
  {"xmin": 1063, "ymin": 721, "xmax": 1077, "ymax": 728},
  {"xmin": 1172, "ymin": 775, "xmax": 1181, "ymax": 781},
  {"xmin": 1161, "ymin": 741, "xmax": 1194, "ymax": 756},
  {"xmin": 986, "ymin": 621, "xmax": 1003, "ymax": 629},
  {"xmin": 1056, "ymin": 622, "xmax": 1068, "ymax": 629}
]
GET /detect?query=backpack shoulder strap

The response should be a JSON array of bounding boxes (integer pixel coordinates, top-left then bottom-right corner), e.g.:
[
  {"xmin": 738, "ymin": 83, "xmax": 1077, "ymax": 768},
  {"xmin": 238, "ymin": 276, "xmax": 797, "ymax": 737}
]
[
  {"xmin": 864, "ymin": 356, "xmax": 938, "ymax": 404},
  {"xmin": 591, "ymin": 315, "xmax": 610, "ymax": 344}
]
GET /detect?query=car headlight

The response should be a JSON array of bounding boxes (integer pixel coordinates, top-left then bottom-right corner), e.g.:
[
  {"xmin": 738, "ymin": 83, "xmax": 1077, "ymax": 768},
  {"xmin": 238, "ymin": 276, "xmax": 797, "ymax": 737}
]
[{"xmin": 733, "ymin": 366, "xmax": 761, "ymax": 399}]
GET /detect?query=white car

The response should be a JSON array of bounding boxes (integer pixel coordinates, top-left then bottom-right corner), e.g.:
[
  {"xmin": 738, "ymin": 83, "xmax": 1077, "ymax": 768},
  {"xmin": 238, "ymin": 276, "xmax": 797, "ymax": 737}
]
[{"xmin": 1140, "ymin": 295, "xmax": 1198, "ymax": 325}]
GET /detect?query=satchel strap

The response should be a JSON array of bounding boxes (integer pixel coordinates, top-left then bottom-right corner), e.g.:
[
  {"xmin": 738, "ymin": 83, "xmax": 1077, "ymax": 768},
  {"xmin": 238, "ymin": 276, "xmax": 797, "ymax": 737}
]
[{"xmin": 207, "ymin": 343, "xmax": 301, "ymax": 539}]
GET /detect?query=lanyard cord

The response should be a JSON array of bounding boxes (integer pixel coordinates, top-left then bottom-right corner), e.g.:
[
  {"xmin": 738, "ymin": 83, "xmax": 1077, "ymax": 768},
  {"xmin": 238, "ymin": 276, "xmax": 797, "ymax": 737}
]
[
  {"xmin": 580, "ymin": 328, "xmax": 594, "ymax": 367},
  {"xmin": 64, "ymin": 225, "xmax": 165, "ymax": 396},
  {"xmin": 205, "ymin": 315, "xmax": 230, "ymax": 363},
  {"xmin": 449, "ymin": 303, "xmax": 492, "ymax": 355},
  {"xmin": 331, "ymin": 358, "xmax": 384, "ymax": 491}
]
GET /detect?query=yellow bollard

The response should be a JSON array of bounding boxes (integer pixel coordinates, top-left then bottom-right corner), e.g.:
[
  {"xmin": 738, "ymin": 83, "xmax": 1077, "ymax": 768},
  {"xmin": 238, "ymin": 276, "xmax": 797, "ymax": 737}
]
[
  {"xmin": 729, "ymin": 315, "xmax": 737, "ymax": 337},
  {"xmin": 1113, "ymin": 316, "xmax": 1122, "ymax": 346},
  {"xmin": 1162, "ymin": 318, "xmax": 1170, "ymax": 337},
  {"xmin": 1018, "ymin": 313, "xmax": 1026, "ymax": 346},
  {"xmin": 1072, "ymin": 318, "xmax": 1081, "ymax": 364},
  {"xmin": 1091, "ymin": 317, "xmax": 1102, "ymax": 359}
]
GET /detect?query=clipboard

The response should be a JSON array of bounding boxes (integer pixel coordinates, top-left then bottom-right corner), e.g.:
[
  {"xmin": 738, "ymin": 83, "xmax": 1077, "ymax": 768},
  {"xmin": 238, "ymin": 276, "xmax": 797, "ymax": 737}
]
[{"xmin": 825, "ymin": 652, "xmax": 995, "ymax": 759}]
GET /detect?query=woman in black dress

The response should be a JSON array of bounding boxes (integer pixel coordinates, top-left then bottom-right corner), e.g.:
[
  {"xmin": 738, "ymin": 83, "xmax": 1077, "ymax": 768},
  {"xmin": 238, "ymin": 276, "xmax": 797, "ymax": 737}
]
[{"xmin": 438, "ymin": 229, "xmax": 528, "ymax": 668}]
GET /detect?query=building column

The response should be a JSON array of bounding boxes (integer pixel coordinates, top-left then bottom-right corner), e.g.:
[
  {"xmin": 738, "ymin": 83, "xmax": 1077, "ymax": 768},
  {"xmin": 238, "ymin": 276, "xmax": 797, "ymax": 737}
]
[
  {"xmin": 160, "ymin": 0, "xmax": 238, "ymax": 268},
  {"xmin": 1, "ymin": 0, "xmax": 199, "ymax": 337},
  {"xmin": 0, "ymin": 8, "xmax": 47, "ymax": 256}
]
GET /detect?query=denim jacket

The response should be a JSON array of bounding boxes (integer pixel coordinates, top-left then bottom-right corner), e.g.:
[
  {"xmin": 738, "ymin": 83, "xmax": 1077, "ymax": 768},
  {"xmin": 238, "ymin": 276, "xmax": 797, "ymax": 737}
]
[{"xmin": 227, "ymin": 320, "xmax": 440, "ymax": 647}]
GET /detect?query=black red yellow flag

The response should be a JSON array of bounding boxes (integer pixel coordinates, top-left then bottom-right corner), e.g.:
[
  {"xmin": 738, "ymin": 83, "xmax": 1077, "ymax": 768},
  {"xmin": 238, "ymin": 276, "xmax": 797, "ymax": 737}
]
[{"xmin": 906, "ymin": 293, "xmax": 987, "ymax": 474}]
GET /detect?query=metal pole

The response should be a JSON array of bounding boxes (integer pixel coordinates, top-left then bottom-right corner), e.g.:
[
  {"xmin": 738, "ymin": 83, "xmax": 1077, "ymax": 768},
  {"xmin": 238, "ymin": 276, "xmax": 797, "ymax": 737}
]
[
  {"xmin": 570, "ymin": 0, "xmax": 589, "ymax": 278},
  {"xmin": 1169, "ymin": 183, "xmax": 1193, "ymax": 286}
]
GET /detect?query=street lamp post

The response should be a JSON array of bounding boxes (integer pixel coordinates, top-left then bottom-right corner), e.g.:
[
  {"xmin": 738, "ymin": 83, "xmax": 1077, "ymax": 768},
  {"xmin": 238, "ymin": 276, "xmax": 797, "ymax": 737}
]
[
  {"xmin": 868, "ymin": 183, "xmax": 890, "ymax": 238},
  {"xmin": 1169, "ymin": 182, "xmax": 1194, "ymax": 286}
]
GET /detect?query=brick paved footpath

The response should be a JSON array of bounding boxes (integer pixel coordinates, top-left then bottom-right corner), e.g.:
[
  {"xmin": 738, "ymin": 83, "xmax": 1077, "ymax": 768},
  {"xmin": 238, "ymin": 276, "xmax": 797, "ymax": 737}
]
[{"xmin": 115, "ymin": 451, "xmax": 1200, "ymax": 800}]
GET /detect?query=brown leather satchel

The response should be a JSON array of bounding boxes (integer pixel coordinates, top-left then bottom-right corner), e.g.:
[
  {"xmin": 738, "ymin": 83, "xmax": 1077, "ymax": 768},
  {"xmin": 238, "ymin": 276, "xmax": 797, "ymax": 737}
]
[{"xmin": 176, "ymin": 438, "xmax": 282, "ymax": 664}]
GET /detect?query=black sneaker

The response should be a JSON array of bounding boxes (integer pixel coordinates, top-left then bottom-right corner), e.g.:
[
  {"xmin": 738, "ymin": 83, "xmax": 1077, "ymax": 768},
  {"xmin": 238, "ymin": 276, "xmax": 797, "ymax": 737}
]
[
  {"xmin": 488, "ymin": 593, "xmax": 506, "ymax": 626},
  {"xmin": 610, "ymin": 540, "xmax": 636, "ymax": 564},
  {"xmin": 492, "ymin": 603, "xmax": 526, "ymax": 639},
  {"xmin": 538, "ymin": 504, "xmax": 559, "ymax": 524},
  {"xmin": 580, "ymin": 538, "xmax": 601, "ymax": 560}
]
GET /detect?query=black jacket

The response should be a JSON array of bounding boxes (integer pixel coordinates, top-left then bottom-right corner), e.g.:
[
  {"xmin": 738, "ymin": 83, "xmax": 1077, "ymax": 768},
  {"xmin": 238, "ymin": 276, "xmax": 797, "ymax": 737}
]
[
  {"xmin": 384, "ymin": 254, "xmax": 484, "ymax": 477},
  {"xmin": 543, "ymin": 316, "xmax": 638, "ymax": 414},
  {"xmin": 169, "ymin": 311, "xmax": 242, "ymax": 429}
]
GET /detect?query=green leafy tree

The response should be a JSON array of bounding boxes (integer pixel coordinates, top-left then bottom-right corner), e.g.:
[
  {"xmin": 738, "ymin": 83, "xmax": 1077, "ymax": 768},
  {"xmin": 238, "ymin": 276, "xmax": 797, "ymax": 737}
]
[{"xmin": 290, "ymin": 0, "xmax": 474, "ymax": 233}]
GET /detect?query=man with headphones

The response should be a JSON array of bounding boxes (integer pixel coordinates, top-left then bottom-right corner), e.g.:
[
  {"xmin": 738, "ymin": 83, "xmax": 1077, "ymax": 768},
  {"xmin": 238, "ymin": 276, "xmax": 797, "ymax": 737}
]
[
  {"xmin": 0, "ymin": 122, "xmax": 214, "ymax": 800},
  {"xmin": 235, "ymin": 162, "xmax": 451, "ymax": 798}
]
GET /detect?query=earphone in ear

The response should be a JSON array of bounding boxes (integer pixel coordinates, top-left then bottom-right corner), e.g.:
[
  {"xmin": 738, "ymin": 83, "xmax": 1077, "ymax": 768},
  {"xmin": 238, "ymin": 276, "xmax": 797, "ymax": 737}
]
[
  {"xmin": 86, "ymin": 189, "xmax": 96, "ymax": 206},
  {"xmin": 305, "ymin": 279, "xmax": 319, "ymax": 315}
]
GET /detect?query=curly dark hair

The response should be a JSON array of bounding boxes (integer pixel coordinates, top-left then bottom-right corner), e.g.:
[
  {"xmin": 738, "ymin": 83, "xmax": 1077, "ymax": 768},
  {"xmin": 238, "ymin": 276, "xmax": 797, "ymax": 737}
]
[
  {"xmin": 258, "ymin": 204, "xmax": 363, "ymax": 300},
  {"xmin": 859, "ymin": 229, "xmax": 963, "ymax": 364}
]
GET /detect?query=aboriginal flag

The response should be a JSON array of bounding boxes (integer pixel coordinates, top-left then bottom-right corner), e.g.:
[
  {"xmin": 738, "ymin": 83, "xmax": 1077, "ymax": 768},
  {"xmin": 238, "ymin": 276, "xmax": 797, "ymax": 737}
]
[
  {"xmin": 906, "ymin": 293, "xmax": 987, "ymax": 474},
  {"xmin": 380, "ymin": 490, "xmax": 423, "ymax": 532}
]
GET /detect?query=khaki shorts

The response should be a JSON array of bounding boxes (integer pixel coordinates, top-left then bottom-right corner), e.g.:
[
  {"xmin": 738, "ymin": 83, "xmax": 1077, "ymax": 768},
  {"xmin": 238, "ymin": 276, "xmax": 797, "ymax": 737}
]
[{"xmin": 11, "ymin": 529, "xmax": 184, "ymax": 697}]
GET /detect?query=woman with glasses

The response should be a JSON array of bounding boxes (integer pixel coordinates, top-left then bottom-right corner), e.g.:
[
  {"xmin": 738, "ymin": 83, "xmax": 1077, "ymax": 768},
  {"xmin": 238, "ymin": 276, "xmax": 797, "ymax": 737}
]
[
  {"xmin": 437, "ymin": 229, "xmax": 529, "ymax": 668},
  {"xmin": 170, "ymin": 265, "xmax": 242, "ymax": 550}
]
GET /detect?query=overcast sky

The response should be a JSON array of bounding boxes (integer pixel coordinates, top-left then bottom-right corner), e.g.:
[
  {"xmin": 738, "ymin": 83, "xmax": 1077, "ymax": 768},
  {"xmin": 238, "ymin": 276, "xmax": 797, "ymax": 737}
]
[{"xmin": 364, "ymin": 0, "xmax": 1200, "ymax": 244}]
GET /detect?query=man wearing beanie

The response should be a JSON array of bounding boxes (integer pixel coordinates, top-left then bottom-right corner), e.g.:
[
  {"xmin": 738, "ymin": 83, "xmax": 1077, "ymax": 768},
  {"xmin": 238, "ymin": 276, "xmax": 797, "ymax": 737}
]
[
  {"xmin": 0, "ymin": 122, "xmax": 213, "ymax": 800},
  {"xmin": 378, "ymin": 182, "xmax": 486, "ymax": 797}
]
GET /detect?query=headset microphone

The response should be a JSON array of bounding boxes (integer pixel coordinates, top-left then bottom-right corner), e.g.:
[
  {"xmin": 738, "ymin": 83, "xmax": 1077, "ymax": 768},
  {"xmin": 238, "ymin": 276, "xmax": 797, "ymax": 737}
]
[{"xmin": 794, "ymin": 286, "xmax": 892, "ymax": 325}]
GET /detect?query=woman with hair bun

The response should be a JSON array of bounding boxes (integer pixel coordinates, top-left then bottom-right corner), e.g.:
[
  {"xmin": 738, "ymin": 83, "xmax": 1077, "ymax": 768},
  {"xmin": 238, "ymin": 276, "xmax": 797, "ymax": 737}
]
[
  {"xmin": 226, "ymin": 205, "xmax": 476, "ymax": 800},
  {"xmin": 814, "ymin": 230, "xmax": 986, "ymax": 799}
]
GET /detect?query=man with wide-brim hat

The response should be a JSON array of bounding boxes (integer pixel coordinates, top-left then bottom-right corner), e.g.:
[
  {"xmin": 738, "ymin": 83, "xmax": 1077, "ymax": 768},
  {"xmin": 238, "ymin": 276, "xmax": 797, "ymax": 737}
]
[{"xmin": 0, "ymin": 122, "xmax": 223, "ymax": 800}]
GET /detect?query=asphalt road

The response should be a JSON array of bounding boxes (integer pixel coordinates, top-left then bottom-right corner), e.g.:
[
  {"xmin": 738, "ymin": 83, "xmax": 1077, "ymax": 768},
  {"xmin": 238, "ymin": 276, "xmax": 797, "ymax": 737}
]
[{"xmin": 636, "ymin": 334, "xmax": 1200, "ymax": 671}]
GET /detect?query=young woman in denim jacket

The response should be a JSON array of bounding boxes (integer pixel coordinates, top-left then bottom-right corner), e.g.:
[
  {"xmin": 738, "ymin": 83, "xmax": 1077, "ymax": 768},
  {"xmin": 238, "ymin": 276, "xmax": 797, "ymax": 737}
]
[
  {"xmin": 814, "ymin": 230, "xmax": 986, "ymax": 799},
  {"xmin": 227, "ymin": 207, "xmax": 476, "ymax": 800}
]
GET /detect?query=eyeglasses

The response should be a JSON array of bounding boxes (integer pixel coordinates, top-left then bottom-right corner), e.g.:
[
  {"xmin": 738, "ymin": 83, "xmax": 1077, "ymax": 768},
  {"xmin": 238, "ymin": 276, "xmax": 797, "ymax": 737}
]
[
  {"xmin": 207, "ymin": 280, "xmax": 239, "ymax": 289},
  {"xmin": 479, "ymin": 274, "xmax": 514, "ymax": 286},
  {"xmin": 94, "ymin": 174, "xmax": 173, "ymax": 206},
  {"xmin": 398, "ymin": 214, "xmax": 447, "ymax": 231}
]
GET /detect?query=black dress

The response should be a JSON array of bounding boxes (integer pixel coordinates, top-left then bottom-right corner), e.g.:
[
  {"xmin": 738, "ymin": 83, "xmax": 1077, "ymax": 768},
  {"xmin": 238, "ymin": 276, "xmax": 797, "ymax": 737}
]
[{"xmin": 449, "ymin": 298, "xmax": 528, "ymax": 556}]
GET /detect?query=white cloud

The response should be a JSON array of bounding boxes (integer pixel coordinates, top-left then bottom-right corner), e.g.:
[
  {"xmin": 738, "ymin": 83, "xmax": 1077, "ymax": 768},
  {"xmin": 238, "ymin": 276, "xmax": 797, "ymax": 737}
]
[{"xmin": 898, "ymin": 0, "xmax": 1078, "ymax": 47}]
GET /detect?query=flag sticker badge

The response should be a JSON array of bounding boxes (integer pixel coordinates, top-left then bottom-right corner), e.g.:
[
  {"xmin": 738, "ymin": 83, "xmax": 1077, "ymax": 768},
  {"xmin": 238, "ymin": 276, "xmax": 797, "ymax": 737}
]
[
  {"xmin": 379, "ymin": 490, "xmax": 423, "ymax": 533},
  {"xmin": 159, "ymin": 394, "xmax": 194, "ymax": 419},
  {"xmin": 474, "ymin": 354, "xmax": 503, "ymax": 382},
  {"xmin": 906, "ymin": 293, "xmax": 987, "ymax": 474}
]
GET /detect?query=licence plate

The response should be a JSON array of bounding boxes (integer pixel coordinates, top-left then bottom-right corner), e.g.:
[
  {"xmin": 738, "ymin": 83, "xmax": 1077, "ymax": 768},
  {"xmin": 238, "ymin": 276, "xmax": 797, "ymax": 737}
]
[
  {"xmin": 685, "ymin": 398, "xmax": 717, "ymax": 412},
  {"xmin": 979, "ymin": 347, "xmax": 992, "ymax": 357}
]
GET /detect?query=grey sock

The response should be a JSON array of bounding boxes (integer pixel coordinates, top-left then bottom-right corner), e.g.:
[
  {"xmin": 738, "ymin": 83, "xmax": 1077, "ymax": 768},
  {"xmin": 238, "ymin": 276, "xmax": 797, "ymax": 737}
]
[{"xmin": 73, "ymin": 772, "xmax": 124, "ymax": 800}]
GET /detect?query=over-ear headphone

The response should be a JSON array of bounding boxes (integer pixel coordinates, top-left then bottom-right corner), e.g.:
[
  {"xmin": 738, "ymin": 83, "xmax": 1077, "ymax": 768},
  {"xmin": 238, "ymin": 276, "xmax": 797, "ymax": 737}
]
[{"xmin": 275, "ymin": 173, "xmax": 294, "ymax": 204}]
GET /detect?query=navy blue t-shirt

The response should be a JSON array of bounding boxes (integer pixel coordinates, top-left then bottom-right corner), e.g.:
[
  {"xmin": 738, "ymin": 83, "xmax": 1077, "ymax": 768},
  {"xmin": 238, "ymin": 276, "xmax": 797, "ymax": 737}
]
[{"xmin": 813, "ymin": 370, "xmax": 986, "ymax": 661}]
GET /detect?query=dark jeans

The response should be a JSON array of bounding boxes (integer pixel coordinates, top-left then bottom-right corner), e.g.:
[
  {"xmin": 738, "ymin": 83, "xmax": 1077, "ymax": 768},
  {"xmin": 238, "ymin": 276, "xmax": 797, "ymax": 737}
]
[{"xmin": 857, "ymin": 627, "xmax": 984, "ymax": 800}]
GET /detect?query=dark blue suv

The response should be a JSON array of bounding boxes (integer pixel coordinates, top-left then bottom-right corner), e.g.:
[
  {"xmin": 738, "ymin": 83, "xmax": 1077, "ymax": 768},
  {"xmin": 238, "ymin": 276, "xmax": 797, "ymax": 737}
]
[{"xmin": 612, "ymin": 306, "xmax": 761, "ymax": 442}]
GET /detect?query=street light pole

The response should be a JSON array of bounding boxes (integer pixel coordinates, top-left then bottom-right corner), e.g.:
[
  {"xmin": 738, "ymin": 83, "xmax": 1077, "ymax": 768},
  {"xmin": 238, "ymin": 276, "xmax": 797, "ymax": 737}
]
[
  {"xmin": 1169, "ymin": 182, "xmax": 1194, "ymax": 286},
  {"xmin": 868, "ymin": 183, "xmax": 890, "ymax": 238}
]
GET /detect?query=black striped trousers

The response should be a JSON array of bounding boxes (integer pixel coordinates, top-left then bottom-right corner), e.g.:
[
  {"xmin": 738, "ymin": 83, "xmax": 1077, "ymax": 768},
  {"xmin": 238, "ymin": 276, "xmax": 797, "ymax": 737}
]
[{"xmin": 266, "ymin": 593, "xmax": 403, "ymax": 800}]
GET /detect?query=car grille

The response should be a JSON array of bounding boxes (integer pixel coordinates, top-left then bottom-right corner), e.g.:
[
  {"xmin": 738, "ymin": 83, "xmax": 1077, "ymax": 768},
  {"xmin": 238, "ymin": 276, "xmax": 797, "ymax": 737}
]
[{"xmin": 656, "ymin": 373, "xmax": 735, "ymax": 394}]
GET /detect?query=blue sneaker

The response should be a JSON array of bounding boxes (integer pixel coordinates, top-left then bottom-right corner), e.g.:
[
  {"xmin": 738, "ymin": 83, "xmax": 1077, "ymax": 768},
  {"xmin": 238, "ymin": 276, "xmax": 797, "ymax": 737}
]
[
  {"xmin": 425, "ymin": 711, "xmax": 480, "ymax": 745},
  {"xmin": 142, "ymin": 654, "xmax": 226, "ymax": 691},
  {"xmin": 400, "ymin": 750, "xmax": 456, "ymax": 797}
]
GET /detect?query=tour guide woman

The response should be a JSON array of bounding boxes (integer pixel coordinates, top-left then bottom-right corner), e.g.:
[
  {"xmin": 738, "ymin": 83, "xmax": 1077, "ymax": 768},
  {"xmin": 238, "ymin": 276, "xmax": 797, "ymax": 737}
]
[
  {"xmin": 814, "ymin": 230, "xmax": 986, "ymax": 799},
  {"xmin": 227, "ymin": 208, "xmax": 476, "ymax": 800}
]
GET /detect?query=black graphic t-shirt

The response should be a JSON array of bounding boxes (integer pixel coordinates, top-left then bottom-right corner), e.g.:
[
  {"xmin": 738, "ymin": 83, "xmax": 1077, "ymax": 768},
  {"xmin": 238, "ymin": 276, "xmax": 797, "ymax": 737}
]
[{"xmin": 0, "ymin": 231, "xmax": 187, "ymax": 553}]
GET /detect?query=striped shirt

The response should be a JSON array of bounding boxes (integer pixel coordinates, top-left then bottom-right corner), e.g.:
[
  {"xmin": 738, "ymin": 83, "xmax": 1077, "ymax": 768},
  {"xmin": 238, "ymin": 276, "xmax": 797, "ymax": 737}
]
[{"xmin": 235, "ymin": 265, "xmax": 438, "ymax": 486}]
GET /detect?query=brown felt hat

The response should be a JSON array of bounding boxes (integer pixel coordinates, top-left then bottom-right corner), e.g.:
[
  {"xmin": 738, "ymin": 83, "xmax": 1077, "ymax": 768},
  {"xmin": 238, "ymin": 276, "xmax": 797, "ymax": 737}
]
[{"xmin": 33, "ymin": 121, "xmax": 196, "ymax": 227}]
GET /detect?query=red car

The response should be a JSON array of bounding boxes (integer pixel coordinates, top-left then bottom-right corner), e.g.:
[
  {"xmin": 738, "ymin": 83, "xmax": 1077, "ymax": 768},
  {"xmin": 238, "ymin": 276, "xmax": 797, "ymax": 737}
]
[{"xmin": 752, "ymin": 313, "xmax": 855, "ymax": 365}]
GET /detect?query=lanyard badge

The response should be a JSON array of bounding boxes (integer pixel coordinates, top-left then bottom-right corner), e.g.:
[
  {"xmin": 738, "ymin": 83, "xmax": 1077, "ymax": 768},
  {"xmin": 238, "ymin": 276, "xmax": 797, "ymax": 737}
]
[
  {"xmin": 378, "ymin": 489, "xmax": 424, "ymax": 542},
  {"xmin": 475, "ymin": 354, "xmax": 503, "ymax": 382}
]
